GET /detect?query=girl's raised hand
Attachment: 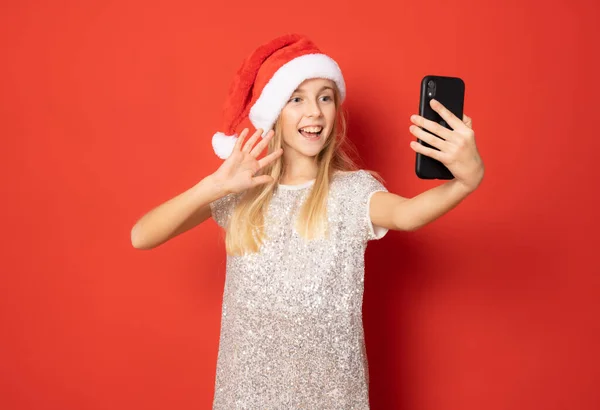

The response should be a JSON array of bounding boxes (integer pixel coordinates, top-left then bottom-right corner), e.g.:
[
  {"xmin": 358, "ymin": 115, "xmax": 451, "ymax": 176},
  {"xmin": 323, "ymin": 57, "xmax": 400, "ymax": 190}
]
[
  {"xmin": 409, "ymin": 99, "xmax": 484, "ymax": 193},
  {"xmin": 211, "ymin": 128, "xmax": 284, "ymax": 195}
]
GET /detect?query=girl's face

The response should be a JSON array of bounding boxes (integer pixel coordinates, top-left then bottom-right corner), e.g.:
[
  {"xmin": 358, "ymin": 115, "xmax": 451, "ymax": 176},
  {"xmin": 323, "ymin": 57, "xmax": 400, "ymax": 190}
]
[{"xmin": 279, "ymin": 78, "xmax": 337, "ymax": 160}]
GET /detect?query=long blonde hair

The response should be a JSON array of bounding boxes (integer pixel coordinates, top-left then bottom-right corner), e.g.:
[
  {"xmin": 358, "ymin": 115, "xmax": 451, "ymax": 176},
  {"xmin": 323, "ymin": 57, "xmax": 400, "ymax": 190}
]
[{"xmin": 225, "ymin": 84, "xmax": 380, "ymax": 256}]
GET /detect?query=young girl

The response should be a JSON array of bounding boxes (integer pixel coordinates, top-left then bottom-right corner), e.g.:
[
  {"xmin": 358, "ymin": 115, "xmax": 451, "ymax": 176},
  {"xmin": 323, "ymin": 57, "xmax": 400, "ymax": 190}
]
[{"xmin": 131, "ymin": 33, "xmax": 484, "ymax": 409}]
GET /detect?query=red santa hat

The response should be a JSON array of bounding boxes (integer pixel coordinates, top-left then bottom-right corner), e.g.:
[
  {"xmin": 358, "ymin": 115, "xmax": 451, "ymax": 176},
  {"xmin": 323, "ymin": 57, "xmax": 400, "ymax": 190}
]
[{"xmin": 211, "ymin": 33, "xmax": 346, "ymax": 159}]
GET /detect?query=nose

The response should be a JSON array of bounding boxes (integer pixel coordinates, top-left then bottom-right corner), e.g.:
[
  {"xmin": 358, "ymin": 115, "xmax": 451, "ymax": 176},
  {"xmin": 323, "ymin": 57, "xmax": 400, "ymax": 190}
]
[{"xmin": 305, "ymin": 99, "xmax": 323, "ymax": 118}]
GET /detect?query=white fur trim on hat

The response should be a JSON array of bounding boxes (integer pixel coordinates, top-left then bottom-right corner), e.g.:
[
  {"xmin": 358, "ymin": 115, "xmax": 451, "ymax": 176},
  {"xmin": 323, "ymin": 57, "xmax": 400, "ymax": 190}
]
[
  {"xmin": 212, "ymin": 132, "xmax": 238, "ymax": 159},
  {"xmin": 248, "ymin": 53, "xmax": 345, "ymax": 137}
]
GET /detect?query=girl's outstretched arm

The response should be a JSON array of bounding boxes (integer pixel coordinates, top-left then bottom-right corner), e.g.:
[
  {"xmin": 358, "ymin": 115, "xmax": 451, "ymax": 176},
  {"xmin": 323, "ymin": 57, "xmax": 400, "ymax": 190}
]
[
  {"xmin": 130, "ymin": 128, "xmax": 282, "ymax": 250},
  {"xmin": 370, "ymin": 180, "xmax": 475, "ymax": 232},
  {"xmin": 370, "ymin": 99, "xmax": 484, "ymax": 232},
  {"xmin": 130, "ymin": 175, "xmax": 227, "ymax": 250}
]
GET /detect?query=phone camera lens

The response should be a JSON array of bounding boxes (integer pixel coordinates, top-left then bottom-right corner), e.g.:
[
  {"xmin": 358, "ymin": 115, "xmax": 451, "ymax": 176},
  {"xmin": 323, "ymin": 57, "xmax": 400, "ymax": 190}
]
[{"xmin": 427, "ymin": 80, "xmax": 436, "ymax": 98}]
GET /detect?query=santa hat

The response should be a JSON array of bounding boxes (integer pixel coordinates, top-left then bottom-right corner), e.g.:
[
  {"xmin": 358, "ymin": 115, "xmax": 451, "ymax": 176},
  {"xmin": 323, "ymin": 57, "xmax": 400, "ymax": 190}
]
[{"xmin": 211, "ymin": 33, "xmax": 346, "ymax": 159}]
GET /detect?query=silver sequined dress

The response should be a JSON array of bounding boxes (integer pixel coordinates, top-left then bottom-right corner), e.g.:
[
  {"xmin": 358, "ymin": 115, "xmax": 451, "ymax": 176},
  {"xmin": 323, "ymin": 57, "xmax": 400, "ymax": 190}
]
[{"xmin": 209, "ymin": 170, "xmax": 389, "ymax": 409}]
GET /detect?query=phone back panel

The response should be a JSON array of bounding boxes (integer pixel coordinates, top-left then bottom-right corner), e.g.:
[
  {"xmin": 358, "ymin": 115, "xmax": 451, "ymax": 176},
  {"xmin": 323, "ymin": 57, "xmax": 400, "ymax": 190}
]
[{"xmin": 416, "ymin": 75, "xmax": 465, "ymax": 179}]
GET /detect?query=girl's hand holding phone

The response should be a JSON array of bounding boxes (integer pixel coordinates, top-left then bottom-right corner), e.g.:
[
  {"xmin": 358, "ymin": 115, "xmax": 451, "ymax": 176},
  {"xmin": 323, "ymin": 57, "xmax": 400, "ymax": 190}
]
[
  {"xmin": 211, "ymin": 128, "xmax": 284, "ymax": 195},
  {"xmin": 409, "ymin": 99, "xmax": 484, "ymax": 193}
]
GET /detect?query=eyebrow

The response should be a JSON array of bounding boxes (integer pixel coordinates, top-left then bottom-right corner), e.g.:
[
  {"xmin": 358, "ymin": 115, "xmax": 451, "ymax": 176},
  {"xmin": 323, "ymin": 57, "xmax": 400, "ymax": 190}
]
[{"xmin": 293, "ymin": 86, "xmax": 334, "ymax": 94}]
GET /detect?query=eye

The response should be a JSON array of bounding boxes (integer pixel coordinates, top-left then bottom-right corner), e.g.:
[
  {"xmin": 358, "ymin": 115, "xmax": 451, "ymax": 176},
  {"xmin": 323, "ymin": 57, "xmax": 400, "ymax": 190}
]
[
  {"xmin": 321, "ymin": 95, "xmax": 333, "ymax": 102},
  {"xmin": 289, "ymin": 97, "xmax": 301, "ymax": 103}
]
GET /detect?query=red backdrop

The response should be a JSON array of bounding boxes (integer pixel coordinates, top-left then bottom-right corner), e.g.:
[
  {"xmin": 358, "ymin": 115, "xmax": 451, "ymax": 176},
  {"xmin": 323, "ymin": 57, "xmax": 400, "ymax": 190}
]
[{"xmin": 1, "ymin": 0, "xmax": 598, "ymax": 409}]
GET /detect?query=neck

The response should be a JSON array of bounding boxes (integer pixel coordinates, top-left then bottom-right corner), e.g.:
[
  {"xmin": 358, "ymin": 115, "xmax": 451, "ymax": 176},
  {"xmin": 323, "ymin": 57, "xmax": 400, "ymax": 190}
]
[{"xmin": 281, "ymin": 154, "xmax": 319, "ymax": 184}]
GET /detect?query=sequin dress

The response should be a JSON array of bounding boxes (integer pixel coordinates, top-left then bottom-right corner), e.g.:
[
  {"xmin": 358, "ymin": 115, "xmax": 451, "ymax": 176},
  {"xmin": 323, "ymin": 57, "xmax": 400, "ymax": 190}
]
[{"xmin": 209, "ymin": 169, "xmax": 389, "ymax": 409}]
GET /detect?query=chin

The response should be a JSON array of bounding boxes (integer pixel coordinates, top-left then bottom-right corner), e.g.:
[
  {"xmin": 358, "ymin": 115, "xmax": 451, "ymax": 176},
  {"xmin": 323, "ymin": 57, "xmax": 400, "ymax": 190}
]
[
  {"xmin": 300, "ymin": 149, "xmax": 323, "ymax": 158},
  {"xmin": 287, "ymin": 146, "xmax": 322, "ymax": 158},
  {"xmin": 298, "ymin": 140, "xmax": 326, "ymax": 155},
  {"xmin": 283, "ymin": 134, "xmax": 327, "ymax": 156}
]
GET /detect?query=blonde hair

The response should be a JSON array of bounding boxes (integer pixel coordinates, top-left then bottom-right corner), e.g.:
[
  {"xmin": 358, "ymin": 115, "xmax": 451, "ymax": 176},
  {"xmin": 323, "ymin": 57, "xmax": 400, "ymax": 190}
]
[{"xmin": 224, "ymin": 84, "xmax": 382, "ymax": 256}]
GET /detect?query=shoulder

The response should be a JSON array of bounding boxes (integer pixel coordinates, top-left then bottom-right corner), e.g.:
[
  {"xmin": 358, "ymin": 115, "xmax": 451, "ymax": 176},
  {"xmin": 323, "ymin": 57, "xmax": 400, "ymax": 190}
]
[
  {"xmin": 331, "ymin": 169, "xmax": 386, "ymax": 190},
  {"xmin": 209, "ymin": 191, "xmax": 245, "ymax": 228},
  {"xmin": 330, "ymin": 169, "xmax": 390, "ymax": 241},
  {"xmin": 211, "ymin": 191, "xmax": 243, "ymax": 209}
]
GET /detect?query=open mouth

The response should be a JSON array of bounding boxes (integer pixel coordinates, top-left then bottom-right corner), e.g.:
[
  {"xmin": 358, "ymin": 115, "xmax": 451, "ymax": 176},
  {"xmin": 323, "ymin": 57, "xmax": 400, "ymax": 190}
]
[{"xmin": 298, "ymin": 126, "xmax": 323, "ymax": 140}]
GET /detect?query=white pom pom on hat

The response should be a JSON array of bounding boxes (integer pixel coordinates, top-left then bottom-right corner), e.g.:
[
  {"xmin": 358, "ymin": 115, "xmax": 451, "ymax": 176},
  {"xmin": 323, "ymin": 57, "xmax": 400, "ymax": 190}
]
[
  {"xmin": 211, "ymin": 33, "xmax": 346, "ymax": 159},
  {"xmin": 211, "ymin": 132, "xmax": 238, "ymax": 160}
]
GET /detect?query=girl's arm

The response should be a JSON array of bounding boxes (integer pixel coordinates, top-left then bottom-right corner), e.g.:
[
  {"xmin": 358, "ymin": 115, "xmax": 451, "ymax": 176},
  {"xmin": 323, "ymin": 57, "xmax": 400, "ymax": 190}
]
[
  {"xmin": 130, "ymin": 127, "xmax": 282, "ymax": 250},
  {"xmin": 370, "ymin": 180, "xmax": 474, "ymax": 232},
  {"xmin": 130, "ymin": 174, "xmax": 227, "ymax": 250},
  {"xmin": 370, "ymin": 98, "xmax": 484, "ymax": 232}
]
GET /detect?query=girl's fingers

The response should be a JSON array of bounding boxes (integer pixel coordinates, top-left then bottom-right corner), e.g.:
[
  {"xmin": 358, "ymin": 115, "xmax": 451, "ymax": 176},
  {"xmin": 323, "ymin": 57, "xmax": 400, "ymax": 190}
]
[
  {"xmin": 463, "ymin": 114, "xmax": 473, "ymax": 129},
  {"xmin": 257, "ymin": 148, "xmax": 283, "ymax": 169},
  {"xmin": 250, "ymin": 130, "xmax": 275, "ymax": 157},
  {"xmin": 251, "ymin": 175, "xmax": 274, "ymax": 186},
  {"xmin": 242, "ymin": 128, "xmax": 263, "ymax": 153},
  {"xmin": 410, "ymin": 140, "xmax": 445, "ymax": 163},
  {"xmin": 234, "ymin": 128, "xmax": 249, "ymax": 151},
  {"xmin": 410, "ymin": 125, "xmax": 446, "ymax": 151},
  {"xmin": 429, "ymin": 99, "xmax": 468, "ymax": 133},
  {"xmin": 410, "ymin": 115, "xmax": 455, "ymax": 142}
]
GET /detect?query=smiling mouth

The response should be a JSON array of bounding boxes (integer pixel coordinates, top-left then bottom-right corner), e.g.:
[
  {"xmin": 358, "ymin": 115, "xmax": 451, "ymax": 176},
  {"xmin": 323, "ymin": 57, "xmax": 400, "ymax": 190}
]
[{"xmin": 298, "ymin": 126, "xmax": 323, "ymax": 140}]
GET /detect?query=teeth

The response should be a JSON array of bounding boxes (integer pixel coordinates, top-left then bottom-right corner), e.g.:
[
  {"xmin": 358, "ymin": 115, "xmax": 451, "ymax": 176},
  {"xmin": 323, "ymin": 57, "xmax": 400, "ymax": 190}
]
[{"xmin": 299, "ymin": 126, "xmax": 323, "ymax": 133}]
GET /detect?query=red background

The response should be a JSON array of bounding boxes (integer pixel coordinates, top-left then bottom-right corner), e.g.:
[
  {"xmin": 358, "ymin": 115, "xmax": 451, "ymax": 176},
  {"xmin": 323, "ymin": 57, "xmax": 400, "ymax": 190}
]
[{"xmin": 1, "ymin": 0, "xmax": 598, "ymax": 409}]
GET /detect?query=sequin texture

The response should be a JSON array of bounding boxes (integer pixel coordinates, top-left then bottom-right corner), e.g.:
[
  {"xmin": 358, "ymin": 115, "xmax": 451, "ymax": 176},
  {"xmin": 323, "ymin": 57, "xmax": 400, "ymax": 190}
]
[{"xmin": 209, "ymin": 170, "xmax": 389, "ymax": 409}]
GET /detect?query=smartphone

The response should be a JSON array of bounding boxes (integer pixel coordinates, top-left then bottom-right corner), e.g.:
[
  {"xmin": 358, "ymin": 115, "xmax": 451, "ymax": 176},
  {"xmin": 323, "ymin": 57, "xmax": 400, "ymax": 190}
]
[{"xmin": 415, "ymin": 75, "xmax": 465, "ymax": 179}]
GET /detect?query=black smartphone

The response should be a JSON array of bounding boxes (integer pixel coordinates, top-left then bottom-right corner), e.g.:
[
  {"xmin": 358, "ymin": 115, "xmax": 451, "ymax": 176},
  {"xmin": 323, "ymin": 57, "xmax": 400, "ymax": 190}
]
[{"xmin": 415, "ymin": 75, "xmax": 465, "ymax": 179}]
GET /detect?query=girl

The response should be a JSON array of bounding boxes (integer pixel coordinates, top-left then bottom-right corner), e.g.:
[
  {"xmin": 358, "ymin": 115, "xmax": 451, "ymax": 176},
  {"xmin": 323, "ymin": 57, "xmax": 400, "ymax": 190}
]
[{"xmin": 131, "ymin": 34, "xmax": 483, "ymax": 409}]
